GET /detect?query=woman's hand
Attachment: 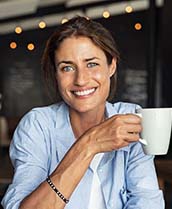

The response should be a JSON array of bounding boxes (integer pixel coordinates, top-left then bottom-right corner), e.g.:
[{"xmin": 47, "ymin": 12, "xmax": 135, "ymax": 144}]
[{"xmin": 84, "ymin": 114, "xmax": 142, "ymax": 155}]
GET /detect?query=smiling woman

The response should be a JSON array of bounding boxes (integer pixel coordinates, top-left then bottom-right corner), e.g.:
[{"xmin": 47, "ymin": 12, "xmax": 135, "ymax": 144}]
[
  {"xmin": 1, "ymin": 16, "xmax": 164, "ymax": 209},
  {"xmin": 42, "ymin": 15, "xmax": 120, "ymax": 103},
  {"xmin": 54, "ymin": 36, "xmax": 116, "ymax": 114}
]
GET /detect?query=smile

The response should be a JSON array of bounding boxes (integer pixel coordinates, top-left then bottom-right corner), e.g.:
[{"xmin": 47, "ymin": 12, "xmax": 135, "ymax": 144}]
[{"xmin": 73, "ymin": 88, "xmax": 96, "ymax": 96}]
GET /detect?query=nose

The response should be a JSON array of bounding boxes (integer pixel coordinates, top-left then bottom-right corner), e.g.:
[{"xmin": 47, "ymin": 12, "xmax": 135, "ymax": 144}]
[{"xmin": 74, "ymin": 68, "xmax": 89, "ymax": 86}]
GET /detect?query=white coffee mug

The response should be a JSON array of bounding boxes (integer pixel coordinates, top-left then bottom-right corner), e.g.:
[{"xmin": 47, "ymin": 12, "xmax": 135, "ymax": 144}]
[{"xmin": 136, "ymin": 108, "xmax": 172, "ymax": 155}]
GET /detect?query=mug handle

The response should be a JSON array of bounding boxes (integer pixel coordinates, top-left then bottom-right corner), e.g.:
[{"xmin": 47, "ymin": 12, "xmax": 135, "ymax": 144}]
[
  {"xmin": 135, "ymin": 112, "xmax": 148, "ymax": 146},
  {"xmin": 139, "ymin": 138, "xmax": 148, "ymax": 146}
]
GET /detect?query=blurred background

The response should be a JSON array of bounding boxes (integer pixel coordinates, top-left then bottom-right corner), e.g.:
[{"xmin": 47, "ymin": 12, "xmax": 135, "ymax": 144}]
[{"xmin": 0, "ymin": 0, "xmax": 172, "ymax": 208}]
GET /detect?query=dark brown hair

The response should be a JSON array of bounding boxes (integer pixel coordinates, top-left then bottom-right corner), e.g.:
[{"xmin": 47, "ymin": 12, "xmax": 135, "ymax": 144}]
[{"xmin": 42, "ymin": 16, "xmax": 120, "ymax": 102}]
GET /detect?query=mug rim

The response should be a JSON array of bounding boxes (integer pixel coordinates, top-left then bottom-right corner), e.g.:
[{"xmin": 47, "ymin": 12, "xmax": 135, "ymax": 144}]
[{"xmin": 136, "ymin": 107, "xmax": 172, "ymax": 112}]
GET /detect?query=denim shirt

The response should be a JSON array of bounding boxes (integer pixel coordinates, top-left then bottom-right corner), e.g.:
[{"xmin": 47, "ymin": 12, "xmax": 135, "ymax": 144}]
[{"xmin": 1, "ymin": 101, "xmax": 164, "ymax": 209}]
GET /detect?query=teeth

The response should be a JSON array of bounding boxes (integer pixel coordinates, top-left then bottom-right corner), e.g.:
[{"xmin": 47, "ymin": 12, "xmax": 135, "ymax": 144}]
[{"xmin": 74, "ymin": 88, "xmax": 95, "ymax": 96}]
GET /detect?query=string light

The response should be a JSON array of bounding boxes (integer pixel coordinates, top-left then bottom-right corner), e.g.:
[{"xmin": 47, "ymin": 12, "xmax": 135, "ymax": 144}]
[
  {"xmin": 39, "ymin": 21, "xmax": 46, "ymax": 29},
  {"xmin": 15, "ymin": 26, "xmax": 22, "ymax": 34},
  {"xmin": 125, "ymin": 5, "xmax": 133, "ymax": 13},
  {"xmin": 27, "ymin": 43, "xmax": 35, "ymax": 51},
  {"xmin": 134, "ymin": 22, "xmax": 142, "ymax": 31},
  {"xmin": 61, "ymin": 18, "xmax": 68, "ymax": 24},
  {"xmin": 103, "ymin": 10, "xmax": 110, "ymax": 18},
  {"xmin": 10, "ymin": 42, "xmax": 17, "ymax": 49}
]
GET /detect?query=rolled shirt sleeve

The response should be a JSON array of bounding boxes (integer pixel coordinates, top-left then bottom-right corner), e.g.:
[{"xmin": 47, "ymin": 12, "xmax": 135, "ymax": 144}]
[{"xmin": 1, "ymin": 111, "xmax": 50, "ymax": 209}]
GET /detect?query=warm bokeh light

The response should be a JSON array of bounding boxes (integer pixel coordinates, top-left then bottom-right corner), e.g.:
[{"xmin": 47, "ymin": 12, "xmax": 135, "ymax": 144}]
[
  {"xmin": 125, "ymin": 6, "xmax": 133, "ymax": 13},
  {"xmin": 134, "ymin": 22, "xmax": 142, "ymax": 30},
  {"xmin": 27, "ymin": 43, "xmax": 35, "ymax": 51},
  {"xmin": 10, "ymin": 42, "xmax": 17, "ymax": 49},
  {"xmin": 103, "ymin": 10, "xmax": 110, "ymax": 18},
  {"xmin": 15, "ymin": 26, "xmax": 22, "ymax": 34},
  {"xmin": 61, "ymin": 18, "xmax": 68, "ymax": 24},
  {"xmin": 39, "ymin": 21, "xmax": 46, "ymax": 29}
]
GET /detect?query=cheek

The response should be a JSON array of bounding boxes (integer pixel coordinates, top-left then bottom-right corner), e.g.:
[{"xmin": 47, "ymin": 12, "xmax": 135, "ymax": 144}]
[
  {"xmin": 93, "ymin": 69, "xmax": 110, "ymax": 84},
  {"xmin": 56, "ymin": 74, "xmax": 65, "ymax": 92},
  {"xmin": 56, "ymin": 73, "xmax": 67, "ymax": 87},
  {"xmin": 56, "ymin": 73, "xmax": 74, "ymax": 97}
]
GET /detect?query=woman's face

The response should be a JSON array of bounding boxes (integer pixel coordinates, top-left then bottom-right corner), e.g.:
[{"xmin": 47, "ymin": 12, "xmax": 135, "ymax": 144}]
[{"xmin": 55, "ymin": 36, "xmax": 116, "ymax": 113}]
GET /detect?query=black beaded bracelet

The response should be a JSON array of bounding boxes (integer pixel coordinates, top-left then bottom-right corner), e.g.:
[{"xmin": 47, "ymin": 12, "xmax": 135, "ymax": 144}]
[{"xmin": 46, "ymin": 176, "xmax": 69, "ymax": 204}]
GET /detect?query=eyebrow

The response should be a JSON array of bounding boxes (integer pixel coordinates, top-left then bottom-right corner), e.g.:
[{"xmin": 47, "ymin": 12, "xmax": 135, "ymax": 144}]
[
  {"xmin": 85, "ymin": 57, "xmax": 100, "ymax": 62},
  {"xmin": 56, "ymin": 57, "xmax": 100, "ymax": 67},
  {"xmin": 56, "ymin": 60, "xmax": 73, "ymax": 67}
]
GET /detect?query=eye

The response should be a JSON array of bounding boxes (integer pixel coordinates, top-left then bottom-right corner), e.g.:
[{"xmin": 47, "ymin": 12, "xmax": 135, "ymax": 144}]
[
  {"xmin": 87, "ymin": 62, "xmax": 99, "ymax": 68},
  {"xmin": 62, "ymin": 65, "xmax": 74, "ymax": 72}
]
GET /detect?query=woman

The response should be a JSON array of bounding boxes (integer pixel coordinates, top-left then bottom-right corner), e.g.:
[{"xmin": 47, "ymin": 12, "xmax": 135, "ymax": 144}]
[{"xmin": 2, "ymin": 16, "xmax": 164, "ymax": 209}]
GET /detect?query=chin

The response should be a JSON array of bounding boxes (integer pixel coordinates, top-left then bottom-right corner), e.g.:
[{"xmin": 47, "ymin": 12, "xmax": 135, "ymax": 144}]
[
  {"xmin": 64, "ymin": 95, "xmax": 107, "ymax": 114},
  {"xmin": 67, "ymin": 102, "xmax": 96, "ymax": 113},
  {"xmin": 70, "ymin": 99, "xmax": 106, "ymax": 114},
  {"xmin": 72, "ymin": 105, "xmax": 94, "ymax": 113}
]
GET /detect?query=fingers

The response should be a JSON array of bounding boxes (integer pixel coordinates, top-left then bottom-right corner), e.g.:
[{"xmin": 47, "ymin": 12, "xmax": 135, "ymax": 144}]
[
  {"xmin": 124, "ymin": 132, "xmax": 140, "ymax": 142},
  {"xmin": 87, "ymin": 113, "xmax": 142, "ymax": 154},
  {"xmin": 121, "ymin": 123, "xmax": 142, "ymax": 134},
  {"xmin": 94, "ymin": 132, "xmax": 140, "ymax": 153},
  {"xmin": 92, "ymin": 130, "xmax": 140, "ymax": 153},
  {"xmin": 94, "ymin": 140, "xmax": 130, "ymax": 153},
  {"xmin": 111, "ymin": 115, "xmax": 141, "ymax": 143},
  {"xmin": 114, "ymin": 113, "xmax": 141, "ymax": 124},
  {"xmin": 108, "ymin": 114, "xmax": 142, "ymax": 136}
]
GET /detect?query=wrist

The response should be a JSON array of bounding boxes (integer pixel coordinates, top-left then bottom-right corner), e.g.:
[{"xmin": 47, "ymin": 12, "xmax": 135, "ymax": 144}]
[
  {"xmin": 51, "ymin": 135, "xmax": 96, "ymax": 195},
  {"xmin": 78, "ymin": 128, "xmax": 98, "ymax": 159}
]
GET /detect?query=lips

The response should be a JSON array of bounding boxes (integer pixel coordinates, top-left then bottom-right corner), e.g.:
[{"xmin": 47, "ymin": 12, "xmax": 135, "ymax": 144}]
[{"xmin": 73, "ymin": 88, "xmax": 96, "ymax": 96}]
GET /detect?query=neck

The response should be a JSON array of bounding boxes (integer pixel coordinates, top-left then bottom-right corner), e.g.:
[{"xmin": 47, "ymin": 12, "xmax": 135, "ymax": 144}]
[{"xmin": 69, "ymin": 106, "xmax": 106, "ymax": 139}]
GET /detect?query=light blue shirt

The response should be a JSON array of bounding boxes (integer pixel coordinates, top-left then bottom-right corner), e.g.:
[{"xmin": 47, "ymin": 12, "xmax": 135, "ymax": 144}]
[{"xmin": 2, "ymin": 101, "xmax": 164, "ymax": 209}]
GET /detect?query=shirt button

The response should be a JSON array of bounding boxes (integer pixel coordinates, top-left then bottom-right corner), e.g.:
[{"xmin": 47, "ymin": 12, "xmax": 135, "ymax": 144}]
[{"xmin": 98, "ymin": 168, "xmax": 103, "ymax": 172}]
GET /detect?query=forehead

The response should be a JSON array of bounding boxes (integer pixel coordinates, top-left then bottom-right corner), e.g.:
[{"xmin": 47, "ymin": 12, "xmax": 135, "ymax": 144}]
[{"xmin": 55, "ymin": 35, "xmax": 106, "ymax": 59}]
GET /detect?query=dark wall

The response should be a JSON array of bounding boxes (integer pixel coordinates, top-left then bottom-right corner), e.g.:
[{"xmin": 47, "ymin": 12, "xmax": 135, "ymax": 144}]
[
  {"xmin": 0, "ymin": 28, "xmax": 54, "ymax": 117},
  {"xmin": 160, "ymin": 0, "xmax": 172, "ymax": 158},
  {"xmin": 161, "ymin": 0, "xmax": 172, "ymax": 107}
]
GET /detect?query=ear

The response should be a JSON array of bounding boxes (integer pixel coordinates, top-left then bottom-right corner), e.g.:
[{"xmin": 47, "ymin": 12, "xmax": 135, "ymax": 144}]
[{"xmin": 109, "ymin": 58, "xmax": 117, "ymax": 77}]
